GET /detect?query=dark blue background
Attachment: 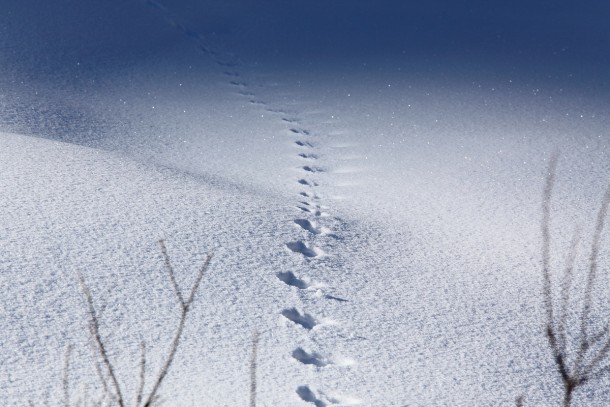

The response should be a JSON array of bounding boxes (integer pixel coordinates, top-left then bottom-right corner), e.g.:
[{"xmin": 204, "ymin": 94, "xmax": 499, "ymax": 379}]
[{"xmin": 1, "ymin": 0, "xmax": 609, "ymax": 141}]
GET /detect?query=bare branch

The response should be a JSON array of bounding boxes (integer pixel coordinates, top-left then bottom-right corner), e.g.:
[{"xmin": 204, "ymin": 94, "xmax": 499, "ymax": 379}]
[
  {"xmin": 159, "ymin": 239, "xmax": 185, "ymax": 308},
  {"xmin": 538, "ymin": 153, "xmax": 610, "ymax": 405},
  {"xmin": 142, "ymin": 246, "xmax": 212, "ymax": 407},
  {"xmin": 575, "ymin": 183, "xmax": 610, "ymax": 376},
  {"xmin": 542, "ymin": 153, "xmax": 559, "ymax": 337},
  {"xmin": 579, "ymin": 183, "xmax": 610, "ymax": 343},
  {"xmin": 136, "ymin": 342, "xmax": 147, "ymax": 406},
  {"xmin": 91, "ymin": 348, "xmax": 111, "ymax": 401},
  {"xmin": 142, "ymin": 293, "xmax": 188, "ymax": 407},
  {"xmin": 547, "ymin": 324, "xmax": 570, "ymax": 383},
  {"xmin": 250, "ymin": 331, "xmax": 260, "ymax": 407},
  {"xmin": 78, "ymin": 273, "xmax": 125, "ymax": 407},
  {"xmin": 185, "ymin": 255, "xmax": 212, "ymax": 310},
  {"xmin": 558, "ymin": 227, "xmax": 580, "ymax": 354},
  {"xmin": 582, "ymin": 332, "xmax": 610, "ymax": 377},
  {"xmin": 584, "ymin": 325, "xmax": 609, "ymax": 355},
  {"xmin": 63, "ymin": 344, "xmax": 72, "ymax": 407}
]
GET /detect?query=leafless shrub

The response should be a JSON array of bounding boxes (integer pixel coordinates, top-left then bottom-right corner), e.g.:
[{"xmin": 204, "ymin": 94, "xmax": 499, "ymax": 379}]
[
  {"xmin": 77, "ymin": 239, "xmax": 212, "ymax": 407},
  {"xmin": 541, "ymin": 153, "xmax": 610, "ymax": 406}
]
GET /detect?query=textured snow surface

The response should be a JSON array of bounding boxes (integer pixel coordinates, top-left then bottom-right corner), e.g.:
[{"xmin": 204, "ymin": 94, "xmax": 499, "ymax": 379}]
[{"xmin": 1, "ymin": 1, "xmax": 610, "ymax": 406}]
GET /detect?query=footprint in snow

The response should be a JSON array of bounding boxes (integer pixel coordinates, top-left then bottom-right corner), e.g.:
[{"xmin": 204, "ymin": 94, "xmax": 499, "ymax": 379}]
[
  {"xmin": 216, "ymin": 59, "xmax": 239, "ymax": 67},
  {"xmin": 299, "ymin": 201, "xmax": 327, "ymax": 209},
  {"xmin": 276, "ymin": 271, "xmax": 311, "ymax": 289},
  {"xmin": 294, "ymin": 219, "xmax": 326, "ymax": 235},
  {"xmin": 266, "ymin": 107, "xmax": 286, "ymax": 114},
  {"xmin": 286, "ymin": 241, "xmax": 324, "ymax": 257},
  {"xmin": 292, "ymin": 348, "xmax": 330, "ymax": 367},
  {"xmin": 290, "ymin": 128, "xmax": 311, "ymax": 135},
  {"xmin": 296, "ymin": 206, "xmax": 328, "ymax": 217},
  {"xmin": 281, "ymin": 308, "xmax": 319, "ymax": 330},
  {"xmin": 297, "ymin": 386, "xmax": 359, "ymax": 407},
  {"xmin": 297, "ymin": 205, "xmax": 313, "ymax": 214},
  {"xmin": 298, "ymin": 179, "xmax": 319, "ymax": 187},
  {"xmin": 302, "ymin": 165, "xmax": 325, "ymax": 173},
  {"xmin": 300, "ymin": 191, "xmax": 321, "ymax": 199},
  {"xmin": 298, "ymin": 153, "xmax": 319, "ymax": 160}
]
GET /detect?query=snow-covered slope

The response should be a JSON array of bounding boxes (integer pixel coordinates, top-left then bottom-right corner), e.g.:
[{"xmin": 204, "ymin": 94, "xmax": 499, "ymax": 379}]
[{"xmin": 1, "ymin": 1, "xmax": 610, "ymax": 406}]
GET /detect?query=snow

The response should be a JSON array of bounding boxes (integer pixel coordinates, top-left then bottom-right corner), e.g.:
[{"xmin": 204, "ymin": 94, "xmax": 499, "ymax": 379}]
[{"xmin": 1, "ymin": 1, "xmax": 610, "ymax": 406}]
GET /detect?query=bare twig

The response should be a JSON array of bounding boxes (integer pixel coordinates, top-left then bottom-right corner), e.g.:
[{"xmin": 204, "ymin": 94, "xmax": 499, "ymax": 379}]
[
  {"xmin": 136, "ymin": 341, "xmax": 147, "ymax": 406},
  {"xmin": 541, "ymin": 153, "xmax": 558, "ymax": 336},
  {"xmin": 159, "ymin": 240, "xmax": 185, "ymax": 307},
  {"xmin": 78, "ymin": 273, "xmax": 125, "ymax": 407},
  {"xmin": 90, "ymin": 340, "xmax": 111, "ymax": 401},
  {"xmin": 249, "ymin": 331, "xmax": 260, "ymax": 407},
  {"xmin": 577, "ymin": 182, "xmax": 610, "ymax": 357},
  {"xmin": 558, "ymin": 227, "xmax": 580, "ymax": 354},
  {"xmin": 583, "ymin": 335, "xmax": 610, "ymax": 375},
  {"xmin": 141, "ymin": 241, "xmax": 212, "ymax": 407},
  {"xmin": 63, "ymin": 345, "xmax": 73, "ymax": 407}
]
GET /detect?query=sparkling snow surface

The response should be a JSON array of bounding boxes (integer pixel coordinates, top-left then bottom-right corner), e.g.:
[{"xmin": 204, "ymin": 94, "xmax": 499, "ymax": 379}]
[{"xmin": 1, "ymin": 1, "xmax": 610, "ymax": 406}]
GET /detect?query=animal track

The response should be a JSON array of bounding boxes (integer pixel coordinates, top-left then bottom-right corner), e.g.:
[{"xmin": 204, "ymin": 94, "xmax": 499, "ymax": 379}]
[
  {"xmin": 266, "ymin": 107, "xmax": 286, "ymax": 114},
  {"xmin": 292, "ymin": 348, "xmax": 330, "ymax": 367},
  {"xmin": 286, "ymin": 241, "xmax": 324, "ymax": 257},
  {"xmin": 295, "ymin": 141, "xmax": 314, "ymax": 148},
  {"xmin": 299, "ymin": 201, "xmax": 324, "ymax": 208},
  {"xmin": 294, "ymin": 219, "xmax": 325, "ymax": 235},
  {"xmin": 302, "ymin": 165, "xmax": 325, "ymax": 173},
  {"xmin": 216, "ymin": 59, "xmax": 238, "ymax": 67},
  {"xmin": 298, "ymin": 179, "xmax": 319, "ymax": 187},
  {"xmin": 276, "ymin": 271, "xmax": 310, "ymax": 289},
  {"xmin": 137, "ymin": 4, "xmax": 355, "ymax": 401},
  {"xmin": 297, "ymin": 386, "xmax": 348, "ymax": 407},
  {"xmin": 296, "ymin": 206, "xmax": 327, "ymax": 217},
  {"xmin": 290, "ymin": 128, "xmax": 311, "ymax": 135},
  {"xmin": 297, "ymin": 205, "xmax": 313, "ymax": 213},
  {"xmin": 300, "ymin": 192, "xmax": 321, "ymax": 199},
  {"xmin": 282, "ymin": 308, "xmax": 319, "ymax": 330}
]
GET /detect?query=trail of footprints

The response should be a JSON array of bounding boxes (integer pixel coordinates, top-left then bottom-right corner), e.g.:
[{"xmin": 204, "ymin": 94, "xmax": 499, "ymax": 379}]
[
  {"xmin": 277, "ymin": 109, "xmax": 356, "ymax": 405},
  {"xmin": 144, "ymin": 1, "xmax": 355, "ymax": 404}
]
